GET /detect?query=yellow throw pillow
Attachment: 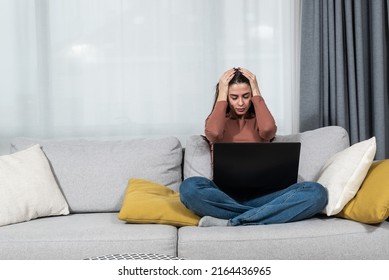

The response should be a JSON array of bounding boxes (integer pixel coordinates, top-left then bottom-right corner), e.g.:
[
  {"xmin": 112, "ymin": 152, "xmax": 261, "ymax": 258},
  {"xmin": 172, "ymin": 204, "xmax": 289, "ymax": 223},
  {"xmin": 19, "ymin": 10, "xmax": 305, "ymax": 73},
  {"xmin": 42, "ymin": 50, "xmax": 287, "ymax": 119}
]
[
  {"xmin": 337, "ymin": 160, "xmax": 389, "ymax": 224},
  {"xmin": 118, "ymin": 178, "xmax": 200, "ymax": 227}
]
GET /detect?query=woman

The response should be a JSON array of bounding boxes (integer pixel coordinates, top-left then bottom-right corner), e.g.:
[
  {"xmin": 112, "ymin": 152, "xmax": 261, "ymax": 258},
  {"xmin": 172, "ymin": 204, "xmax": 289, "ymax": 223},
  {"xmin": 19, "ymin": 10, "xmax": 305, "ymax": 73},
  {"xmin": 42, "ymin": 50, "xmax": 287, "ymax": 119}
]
[{"xmin": 180, "ymin": 67, "xmax": 328, "ymax": 226}]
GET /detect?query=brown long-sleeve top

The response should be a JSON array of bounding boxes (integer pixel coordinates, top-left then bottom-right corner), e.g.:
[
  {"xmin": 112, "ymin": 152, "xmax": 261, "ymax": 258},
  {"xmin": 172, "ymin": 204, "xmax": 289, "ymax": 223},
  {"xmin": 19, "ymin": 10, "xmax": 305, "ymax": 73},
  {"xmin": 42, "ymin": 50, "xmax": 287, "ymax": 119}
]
[{"xmin": 205, "ymin": 95, "xmax": 277, "ymax": 143}]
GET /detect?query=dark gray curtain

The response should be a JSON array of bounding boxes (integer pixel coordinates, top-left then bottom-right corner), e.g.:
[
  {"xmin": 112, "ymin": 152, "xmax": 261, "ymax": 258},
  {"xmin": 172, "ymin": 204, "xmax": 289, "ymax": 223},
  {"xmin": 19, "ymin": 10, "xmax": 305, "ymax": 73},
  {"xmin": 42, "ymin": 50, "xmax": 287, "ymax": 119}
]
[{"xmin": 300, "ymin": 0, "xmax": 389, "ymax": 159}]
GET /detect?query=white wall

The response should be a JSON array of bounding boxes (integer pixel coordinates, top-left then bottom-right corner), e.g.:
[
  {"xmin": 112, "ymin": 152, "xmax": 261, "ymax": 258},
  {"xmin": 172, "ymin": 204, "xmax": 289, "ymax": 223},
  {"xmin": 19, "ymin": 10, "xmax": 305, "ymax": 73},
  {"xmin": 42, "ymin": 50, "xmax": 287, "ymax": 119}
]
[{"xmin": 0, "ymin": 0, "xmax": 300, "ymax": 155}]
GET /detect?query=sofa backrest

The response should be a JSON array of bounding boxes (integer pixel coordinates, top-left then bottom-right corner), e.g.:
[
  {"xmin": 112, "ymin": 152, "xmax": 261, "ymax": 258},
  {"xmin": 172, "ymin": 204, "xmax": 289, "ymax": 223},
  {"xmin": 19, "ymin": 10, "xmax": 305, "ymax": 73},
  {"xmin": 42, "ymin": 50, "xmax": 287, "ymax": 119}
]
[
  {"xmin": 11, "ymin": 137, "xmax": 183, "ymax": 213},
  {"xmin": 273, "ymin": 126, "xmax": 350, "ymax": 181},
  {"xmin": 184, "ymin": 126, "xmax": 350, "ymax": 182}
]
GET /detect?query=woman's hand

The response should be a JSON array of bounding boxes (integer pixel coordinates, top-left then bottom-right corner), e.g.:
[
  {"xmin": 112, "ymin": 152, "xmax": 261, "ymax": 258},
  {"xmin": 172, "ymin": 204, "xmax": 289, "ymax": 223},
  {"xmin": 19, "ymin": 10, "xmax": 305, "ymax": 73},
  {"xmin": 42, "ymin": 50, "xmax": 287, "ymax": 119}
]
[
  {"xmin": 239, "ymin": 68, "xmax": 262, "ymax": 97},
  {"xmin": 217, "ymin": 68, "xmax": 236, "ymax": 101}
]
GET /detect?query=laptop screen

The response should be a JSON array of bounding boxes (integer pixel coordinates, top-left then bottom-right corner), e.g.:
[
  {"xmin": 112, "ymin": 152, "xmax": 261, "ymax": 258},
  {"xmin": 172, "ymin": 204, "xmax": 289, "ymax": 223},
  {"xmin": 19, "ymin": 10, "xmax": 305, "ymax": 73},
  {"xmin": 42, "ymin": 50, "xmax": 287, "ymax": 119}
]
[{"xmin": 212, "ymin": 142, "xmax": 301, "ymax": 202}]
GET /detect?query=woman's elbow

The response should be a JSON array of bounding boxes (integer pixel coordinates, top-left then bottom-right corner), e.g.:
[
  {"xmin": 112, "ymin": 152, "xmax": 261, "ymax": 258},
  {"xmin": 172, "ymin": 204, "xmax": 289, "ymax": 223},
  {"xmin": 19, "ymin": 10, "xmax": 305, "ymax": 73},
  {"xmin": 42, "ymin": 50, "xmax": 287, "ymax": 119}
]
[
  {"xmin": 205, "ymin": 129, "xmax": 223, "ymax": 143},
  {"xmin": 259, "ymin": 125, "xmax": 277, "ymax": 141}
]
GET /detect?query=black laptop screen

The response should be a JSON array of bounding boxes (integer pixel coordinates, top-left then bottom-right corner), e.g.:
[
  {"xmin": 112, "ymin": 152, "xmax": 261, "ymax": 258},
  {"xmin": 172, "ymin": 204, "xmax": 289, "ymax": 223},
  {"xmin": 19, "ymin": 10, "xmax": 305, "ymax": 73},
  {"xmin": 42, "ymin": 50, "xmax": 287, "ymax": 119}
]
[{"xmin": 212, "ymin": 142, "xmax": 301, "ymax": 202}]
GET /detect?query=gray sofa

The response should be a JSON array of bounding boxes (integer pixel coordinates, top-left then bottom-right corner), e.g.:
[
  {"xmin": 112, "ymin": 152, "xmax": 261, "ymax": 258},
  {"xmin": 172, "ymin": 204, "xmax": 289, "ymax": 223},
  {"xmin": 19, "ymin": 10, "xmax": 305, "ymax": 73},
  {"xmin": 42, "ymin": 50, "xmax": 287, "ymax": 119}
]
[{"xmin": 1, "ymin": 126, "xmax": 388, "ymax": 260}]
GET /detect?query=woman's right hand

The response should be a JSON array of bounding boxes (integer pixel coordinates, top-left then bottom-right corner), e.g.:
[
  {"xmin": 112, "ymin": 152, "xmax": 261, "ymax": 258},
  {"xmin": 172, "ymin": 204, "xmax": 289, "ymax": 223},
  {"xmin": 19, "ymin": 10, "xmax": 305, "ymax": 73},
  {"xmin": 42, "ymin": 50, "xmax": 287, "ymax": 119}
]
[
  {"xmin": 239, "ymin": 68, "xmax": 261, "ymax": 97},
  {"xmin": 217, "ymin": 68, "xmax": 236, "ymax": 101}
]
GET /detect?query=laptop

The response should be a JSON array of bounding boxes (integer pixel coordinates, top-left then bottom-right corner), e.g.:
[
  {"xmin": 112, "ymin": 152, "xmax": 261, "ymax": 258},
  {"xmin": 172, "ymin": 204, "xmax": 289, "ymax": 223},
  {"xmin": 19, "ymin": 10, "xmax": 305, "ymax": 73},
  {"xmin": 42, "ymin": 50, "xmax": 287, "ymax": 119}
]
[{"xmin": 212, "ymin": 142, "xmax": 301, "ymax": 202}]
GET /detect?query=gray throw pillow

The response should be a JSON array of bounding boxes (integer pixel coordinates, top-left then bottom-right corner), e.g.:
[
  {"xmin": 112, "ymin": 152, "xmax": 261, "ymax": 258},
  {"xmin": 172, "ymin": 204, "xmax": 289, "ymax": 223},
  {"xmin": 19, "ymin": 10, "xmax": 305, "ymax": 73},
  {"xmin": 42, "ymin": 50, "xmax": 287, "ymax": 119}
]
[{"xmin": 183, "ymin": 135, "xmax": 212, "ymax": 180}]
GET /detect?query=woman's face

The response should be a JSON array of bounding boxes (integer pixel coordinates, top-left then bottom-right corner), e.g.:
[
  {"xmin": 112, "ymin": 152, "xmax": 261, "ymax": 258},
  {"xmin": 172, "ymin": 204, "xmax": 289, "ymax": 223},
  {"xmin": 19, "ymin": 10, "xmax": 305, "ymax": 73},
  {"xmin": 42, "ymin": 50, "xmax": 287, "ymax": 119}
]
[{"xmin": 228, "ymin": 83, "xmax": 252, "ymax": 118}]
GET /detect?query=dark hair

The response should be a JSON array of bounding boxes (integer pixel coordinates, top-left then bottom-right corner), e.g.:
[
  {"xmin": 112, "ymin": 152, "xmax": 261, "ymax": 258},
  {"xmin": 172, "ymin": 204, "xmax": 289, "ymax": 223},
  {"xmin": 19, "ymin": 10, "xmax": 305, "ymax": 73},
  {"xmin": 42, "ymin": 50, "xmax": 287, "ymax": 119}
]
[{"xmin": 211, "ymin": 70, "xmax": 255, "ymax": 118}]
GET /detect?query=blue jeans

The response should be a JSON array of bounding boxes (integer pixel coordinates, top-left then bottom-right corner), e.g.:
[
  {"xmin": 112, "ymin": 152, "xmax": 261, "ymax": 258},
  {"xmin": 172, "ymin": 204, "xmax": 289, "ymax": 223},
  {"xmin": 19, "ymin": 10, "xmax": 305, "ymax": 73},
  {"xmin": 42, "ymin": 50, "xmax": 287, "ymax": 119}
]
[{"xmin": 179, "ymin": 176, "xmax": 328, "ymax": 226}]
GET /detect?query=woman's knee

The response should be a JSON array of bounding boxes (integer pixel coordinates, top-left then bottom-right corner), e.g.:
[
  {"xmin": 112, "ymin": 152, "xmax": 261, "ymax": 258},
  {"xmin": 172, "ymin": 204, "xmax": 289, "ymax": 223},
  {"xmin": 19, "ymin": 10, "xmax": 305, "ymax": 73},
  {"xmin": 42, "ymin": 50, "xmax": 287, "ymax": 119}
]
[
  {"xmin": 179, "ymin": 176, "xmax": 210, "ymax": 204},
  {"xmin": 303, "ymin": 181, "xmax": 328, "ymax": 210}
]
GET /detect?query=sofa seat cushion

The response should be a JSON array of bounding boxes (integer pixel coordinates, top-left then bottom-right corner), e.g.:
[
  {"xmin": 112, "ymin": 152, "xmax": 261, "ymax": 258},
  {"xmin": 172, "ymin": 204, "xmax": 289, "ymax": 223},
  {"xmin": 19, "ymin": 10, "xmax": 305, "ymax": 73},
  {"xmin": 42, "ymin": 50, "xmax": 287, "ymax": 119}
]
[
  {"xmin": 10, "ymin": 137, "xmax": 182, "ymax": 213},
  {"xmin": 0, "ymin": 213, "xmax": 178, "ymax": 260},
  {"xmin": 177, "ymin": 217, "xmax": 389, "ymax": 259}
]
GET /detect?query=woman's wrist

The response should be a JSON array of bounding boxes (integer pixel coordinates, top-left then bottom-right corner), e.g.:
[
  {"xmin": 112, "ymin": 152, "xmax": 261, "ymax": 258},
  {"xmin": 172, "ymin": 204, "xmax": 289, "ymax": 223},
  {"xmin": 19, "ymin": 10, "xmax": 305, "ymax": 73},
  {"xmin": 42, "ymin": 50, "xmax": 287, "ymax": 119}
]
[
  {"xmin": 251, "ymin": 84, "xmax": 261, "ymax": 97},
  {"xmin": 217, "ymin": 91, "xmax": 228, "ymax": 101},
  {"xmin": 252, "ymin": 90, "xmax": 261, "ymax": 97}
]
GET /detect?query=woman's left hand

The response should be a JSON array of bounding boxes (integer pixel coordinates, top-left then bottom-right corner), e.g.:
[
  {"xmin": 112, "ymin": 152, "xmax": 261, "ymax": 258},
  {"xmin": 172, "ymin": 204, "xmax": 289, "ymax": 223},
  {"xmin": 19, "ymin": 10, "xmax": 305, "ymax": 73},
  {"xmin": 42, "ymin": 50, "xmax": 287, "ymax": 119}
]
[{"xmin": 239, "ymin": 68, "xmax": 261, "ymax": 97}]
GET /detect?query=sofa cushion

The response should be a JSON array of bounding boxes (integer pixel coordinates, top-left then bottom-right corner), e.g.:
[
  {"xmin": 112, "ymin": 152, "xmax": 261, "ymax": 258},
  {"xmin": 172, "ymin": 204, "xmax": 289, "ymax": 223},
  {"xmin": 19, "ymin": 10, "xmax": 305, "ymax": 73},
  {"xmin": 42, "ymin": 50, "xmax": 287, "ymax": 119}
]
[
  {"xmin": 274, "ymin": 126, "xmax": 350, "ymax": 181},
  {"xmin": 118, "ymin": 178, "xmax": 200, "ymax": 227},
  {"xmin": 317, "ymin": 137, "xmax": 376, "ymax": 216},
  {"xmin": 184, "ymin": 126, "xmax": 350, "ymax": 182},
  {"xmin": 0, "ymin": 213, "xmax": 177, "ymax": 260},
  {"xmin": 0, "ymin": 145, "xmax": 69, "ymax": 227},
  {"xmin": 177, "ymin": 217, "xmax": 389, "ymax": 259},
  {"xmin": 337, "ymin": 159, "xmax": 389, "ymax": 223},
  {"xmin": 184, "ymin": 135, "xmax": 212, "ymax": 180},
  {"xmin": 10, "ymin": 137, "xmax": 182, "ymax": 213}
]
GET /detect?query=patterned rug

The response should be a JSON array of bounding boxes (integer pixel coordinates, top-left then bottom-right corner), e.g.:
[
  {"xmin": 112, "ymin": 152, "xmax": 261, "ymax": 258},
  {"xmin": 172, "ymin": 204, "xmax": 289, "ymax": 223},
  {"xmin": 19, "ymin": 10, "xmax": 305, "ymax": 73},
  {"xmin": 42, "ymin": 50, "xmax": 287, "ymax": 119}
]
[{"xmin": 86, "ymin": 253, "xmax": 183, "ymax": 260}]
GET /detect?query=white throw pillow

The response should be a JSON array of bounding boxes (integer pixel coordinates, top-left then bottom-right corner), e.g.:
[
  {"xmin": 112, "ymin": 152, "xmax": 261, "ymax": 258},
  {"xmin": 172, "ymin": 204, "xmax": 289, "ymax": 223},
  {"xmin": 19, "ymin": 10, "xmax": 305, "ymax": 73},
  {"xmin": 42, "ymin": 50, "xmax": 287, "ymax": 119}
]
[
  {"xmin": 317, "ymin": 137, "xmax": 376, "ymax": 216},
  {"xmin": 0, "ymin": 144, "xmax": 69, "ymax": 227}
]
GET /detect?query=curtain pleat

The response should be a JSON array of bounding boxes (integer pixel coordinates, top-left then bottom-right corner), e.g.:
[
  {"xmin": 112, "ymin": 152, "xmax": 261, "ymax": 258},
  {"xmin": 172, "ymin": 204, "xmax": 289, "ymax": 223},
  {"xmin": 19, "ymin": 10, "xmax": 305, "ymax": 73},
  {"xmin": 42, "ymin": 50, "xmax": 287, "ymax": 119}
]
[{"xmin": 300, "ymin": 0, "xmax": 389, "ymax": 159}]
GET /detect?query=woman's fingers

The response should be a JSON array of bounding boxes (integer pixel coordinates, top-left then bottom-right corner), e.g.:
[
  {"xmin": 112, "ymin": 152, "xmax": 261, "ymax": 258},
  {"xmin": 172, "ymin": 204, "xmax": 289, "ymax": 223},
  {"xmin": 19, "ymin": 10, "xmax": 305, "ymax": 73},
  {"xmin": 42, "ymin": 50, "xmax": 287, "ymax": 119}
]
[
  {"xmin": 219, "ymin": 68, "xmax": 236, "ymax": 89},
  {"xmin": 239, "ymin": 68, "xmax": 255, "ymax": 80},
  {"xmin": 221, "ymin": 68, "xmax": 236, "ymax": 83},
  {"xmin": 217, "ymin": 68, "xmax": 236, "ymax": 101},
  {"xmin": 239, "ymin": 68, "xmax": 261, "ymax": 96}
]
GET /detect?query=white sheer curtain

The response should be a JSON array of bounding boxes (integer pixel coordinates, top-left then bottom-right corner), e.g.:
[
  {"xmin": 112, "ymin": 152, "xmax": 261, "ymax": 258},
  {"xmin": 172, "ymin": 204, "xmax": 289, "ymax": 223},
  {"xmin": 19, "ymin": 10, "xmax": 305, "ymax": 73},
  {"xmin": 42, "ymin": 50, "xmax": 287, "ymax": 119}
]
[{"xmin": 0, "ymin": 0, "xmax": 299, "ymax": 155}]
